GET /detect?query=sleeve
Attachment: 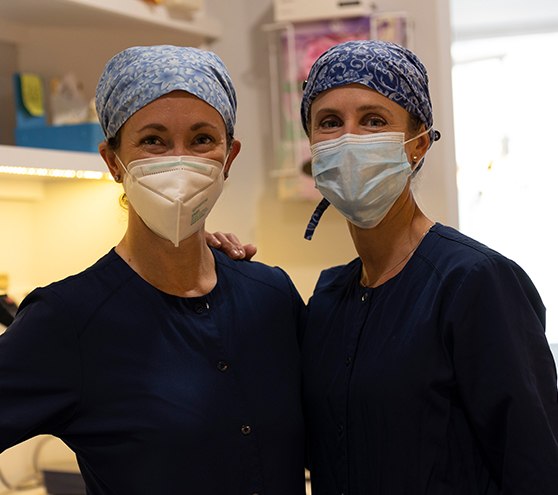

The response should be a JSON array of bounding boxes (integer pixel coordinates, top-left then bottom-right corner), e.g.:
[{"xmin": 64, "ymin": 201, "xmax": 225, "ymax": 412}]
[
  {"xmin": 0, "ymin": 288, "xmax": 82, "ymax": 452},
  {"xmin": 445, "ymin": 256, "xmax": 558, "ymax": 494}
]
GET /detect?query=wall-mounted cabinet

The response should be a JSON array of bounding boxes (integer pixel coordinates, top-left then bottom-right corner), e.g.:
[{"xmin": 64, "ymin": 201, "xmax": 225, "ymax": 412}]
[{"xmin": 0, "ymin": 0, "xmax": 222, "ymax": 175}]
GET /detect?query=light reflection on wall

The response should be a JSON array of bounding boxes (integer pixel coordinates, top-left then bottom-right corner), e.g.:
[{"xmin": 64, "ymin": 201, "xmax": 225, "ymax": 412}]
[{"xmin": 0, "ymin": 166, "xmax": 110, "ymax": 180}]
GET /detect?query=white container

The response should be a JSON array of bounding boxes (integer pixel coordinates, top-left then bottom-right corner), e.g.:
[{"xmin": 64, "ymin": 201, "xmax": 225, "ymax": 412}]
[{"xmin": 273, "ymin": 0, "xmax": 373, "ymax": 23}]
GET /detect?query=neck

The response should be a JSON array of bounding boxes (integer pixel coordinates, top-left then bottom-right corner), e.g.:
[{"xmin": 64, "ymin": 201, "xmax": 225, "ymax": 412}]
[
  {"xmin": 116, "ymin": 212, "xmax": 216, "ymax": 297},
  {"xmin": 350, "ymin": 189, "xmax": 433, "ymax": 288}
]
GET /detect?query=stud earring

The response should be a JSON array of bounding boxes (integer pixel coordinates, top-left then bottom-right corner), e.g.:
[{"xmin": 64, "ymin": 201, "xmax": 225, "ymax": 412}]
[
  {"xmin": 114, "ymin": 174, "xmax": 121, "ymax": 182},
  {"xmin": 412, "ymin": 155, "xmax": 419, "ymax": 165}
]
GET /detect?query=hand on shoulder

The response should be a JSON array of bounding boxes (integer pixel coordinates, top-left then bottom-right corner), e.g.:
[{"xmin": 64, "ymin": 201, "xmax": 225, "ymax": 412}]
[{"xmin": 205, "ymin": 231, "xmax": 257, "ymax": 261}]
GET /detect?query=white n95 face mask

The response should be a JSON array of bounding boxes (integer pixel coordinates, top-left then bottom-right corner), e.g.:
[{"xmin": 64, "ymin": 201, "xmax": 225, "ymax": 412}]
[
  {"xmin": 311, "ymin": 130, "xmax": 428, "ymax": 229},
  {"xmin": 118, "ymin": 155, "xmax": 224, "ymax": 247}
]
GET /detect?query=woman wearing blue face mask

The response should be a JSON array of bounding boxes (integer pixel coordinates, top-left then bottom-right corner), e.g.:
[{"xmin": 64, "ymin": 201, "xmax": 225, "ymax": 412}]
[
  {"xmin": 298, "ymin": 40, "xmax": 558, "ymax": 495},
  {"xmin": 0, "ymin": 45, "xmax": 306, "ymax": 494}
]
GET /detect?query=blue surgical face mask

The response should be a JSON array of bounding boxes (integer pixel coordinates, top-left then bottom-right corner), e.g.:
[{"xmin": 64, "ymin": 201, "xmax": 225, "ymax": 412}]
[{"xmin": 310, "ymin": 129, "xmax": 430, "ymax": 230}]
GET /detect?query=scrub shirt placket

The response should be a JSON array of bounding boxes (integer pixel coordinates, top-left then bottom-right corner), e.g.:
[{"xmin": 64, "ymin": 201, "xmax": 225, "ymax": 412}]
[
  {"xmin": 201, "ymin": 281, "xmax": 266, "ymax": 495},
  {"xmin": 337, "ymin": 283, "xmax": 376, "ymax": 495}
]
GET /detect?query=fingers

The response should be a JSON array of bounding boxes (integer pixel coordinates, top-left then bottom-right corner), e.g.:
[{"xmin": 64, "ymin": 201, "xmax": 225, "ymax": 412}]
[
  {"xmin": 205, "ymin": 232, "xmax": 223, "ymax": 248},
  {"xmin": 242, "ymin": 244, "xmax": 257, "ymax": 261},
  {"xmin": 217, "ymin": 232, "xmax": 244, "ymax": 258},
  {"xmin": 206, "ymin": 231, "xmax": 245, "ymax": 259}
]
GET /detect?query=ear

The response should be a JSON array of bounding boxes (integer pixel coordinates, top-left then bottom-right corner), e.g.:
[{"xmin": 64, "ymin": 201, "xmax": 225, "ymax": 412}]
[
  {"xmin": 223, "ymin": 139, "xmax": 241, "ymax": 179},
  {"xmin": 99, "ymin": 141, "xmax": 122, "ymax": 182},
  {"xmin": 405, "ymin": 127, "xmax": 431, "ymax": 169}
]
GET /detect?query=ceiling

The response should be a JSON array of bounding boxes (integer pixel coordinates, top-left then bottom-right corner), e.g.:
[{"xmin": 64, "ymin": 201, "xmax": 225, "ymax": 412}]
[{"xmin": 450, "ymin": 0, "xmax": 558, "ymax": 40}]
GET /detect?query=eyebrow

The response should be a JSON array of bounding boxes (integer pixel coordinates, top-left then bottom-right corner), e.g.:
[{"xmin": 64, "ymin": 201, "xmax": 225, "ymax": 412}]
[
  {"xmin": 315, "ymin": 104, "xmax": 395, "ymax": 117},
  {"xmin": 356, "ymin": 104, "xmax": 395, "ymax": 116},
  {"xmin": 190, "ymin": 122, "xmax": 219, "ymax": 132},
  {"xmin": 137, "ymin": 123, "xmax": 167, "ymax": 133},
  {"xmin": 136, "ymin": 122, "xmax": 219, "ymax": 133}
]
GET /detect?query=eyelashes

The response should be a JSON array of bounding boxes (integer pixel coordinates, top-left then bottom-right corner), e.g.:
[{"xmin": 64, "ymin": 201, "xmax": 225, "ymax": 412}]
[{"xmin": 317, "ymin": 114, "xmax": 388, "ymax": 130}]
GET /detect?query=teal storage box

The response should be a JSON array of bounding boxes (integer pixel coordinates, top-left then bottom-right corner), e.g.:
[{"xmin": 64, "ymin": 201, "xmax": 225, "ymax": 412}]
[
  {"xmin": 13, "ymin": 73, "xmax": 103, "ymax": 153},
  {"xmin": 15, "ymin": 122, "xmax": 104, "ymax": 153}
]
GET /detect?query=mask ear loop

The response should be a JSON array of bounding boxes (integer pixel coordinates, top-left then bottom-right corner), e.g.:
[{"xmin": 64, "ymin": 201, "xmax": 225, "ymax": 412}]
[
  {"xmin": 113, "ymin": 154, "xmax": 128, "ymax": 183},
  {"xmin": 403, "ymin": 126, "xmax": 434, "ymax": 145}
]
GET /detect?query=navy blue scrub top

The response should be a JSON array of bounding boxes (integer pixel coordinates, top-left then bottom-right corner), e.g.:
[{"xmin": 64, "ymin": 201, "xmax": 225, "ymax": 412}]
[
  {"xmin": 303, "ymin": 223, "xmax": 558, "ymax": 495},
  {"xmin": 0, "ymin": 248, "xmax": 306, "ymax": 495}
]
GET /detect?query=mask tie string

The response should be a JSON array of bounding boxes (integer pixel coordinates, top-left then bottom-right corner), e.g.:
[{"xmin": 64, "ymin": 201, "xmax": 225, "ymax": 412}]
[{"xmin": 304, "ymin": 197, "xmax": 330, "ymax": 241}]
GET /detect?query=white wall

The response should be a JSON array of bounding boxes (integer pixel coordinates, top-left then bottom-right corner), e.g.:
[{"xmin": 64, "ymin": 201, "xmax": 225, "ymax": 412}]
[
  {"xmin": 203, "ymin": 0, "xmax": 269, "ymax": 245},
  {"xmin": 0, "ymin": 178, "xmax": 125, "ymax": 304}
]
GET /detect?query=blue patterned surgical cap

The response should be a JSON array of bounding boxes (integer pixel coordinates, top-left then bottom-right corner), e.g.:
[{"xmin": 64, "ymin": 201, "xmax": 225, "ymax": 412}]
[
  {"xmin": 301, "ymin": 40, "xmax": 435, "ymax": 139},
  {"xmin": 95, "ymin": 45, "xmax": 237, "ymax": 139}
]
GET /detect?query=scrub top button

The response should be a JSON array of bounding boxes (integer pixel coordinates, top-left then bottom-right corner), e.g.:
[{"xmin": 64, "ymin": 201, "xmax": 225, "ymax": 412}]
[{"xmin": 217, "ymin": 360, "xmax": 229, "ymax": 372}]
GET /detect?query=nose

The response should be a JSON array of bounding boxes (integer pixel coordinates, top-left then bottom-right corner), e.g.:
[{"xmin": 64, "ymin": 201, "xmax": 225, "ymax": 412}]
[
  {"xmin": 169, "ymin": 145, "xmax": 190, "ymax": 156},
  {"xmin": 342, "ymin": 118, "xmax": 365, "ymax": 136}
]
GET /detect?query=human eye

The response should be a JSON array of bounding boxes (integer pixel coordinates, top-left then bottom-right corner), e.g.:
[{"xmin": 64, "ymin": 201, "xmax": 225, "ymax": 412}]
[
  {"xmin": 140, "ymin": 135, "xmax": 165, "ymax": 147},
  {"xmin": 318, "ymin": 115, "xmax": 342, "ymax": 130},
  {"xmin": 193, "ymin": 133, "xmax": 215, "ymax": 146},
  {"xmin": 363, "ymin": 114, "xmax": 387, "ymax": 128}
]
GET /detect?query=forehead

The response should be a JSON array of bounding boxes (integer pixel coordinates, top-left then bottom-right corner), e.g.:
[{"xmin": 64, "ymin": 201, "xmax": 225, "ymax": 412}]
[
  {"xmin": 122, "ymin": 90, "xmax": 226, "ymax": 132},
  {"xmin": 311, "ymin": 83, "xmax": 409, "ymax": 119}
]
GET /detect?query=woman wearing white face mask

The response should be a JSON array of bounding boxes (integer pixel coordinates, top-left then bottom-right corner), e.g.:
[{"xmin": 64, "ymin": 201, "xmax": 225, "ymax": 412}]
[
  {"xmin": 298, "ymin": 41, "xmax": 558, "ymax": 494},
  {"xmin": 0, "ymin": 45, "xmax": 306, "ymax": 495}
]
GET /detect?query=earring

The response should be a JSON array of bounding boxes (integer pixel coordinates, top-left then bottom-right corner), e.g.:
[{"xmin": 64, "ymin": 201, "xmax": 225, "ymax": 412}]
[
  {"xmin": 412, "ymin": 155, "xmax": 419, "ymax": 165},
  {"xmin": 114, "ymin": 174, "xmax": 121, "ymax": 182}
]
